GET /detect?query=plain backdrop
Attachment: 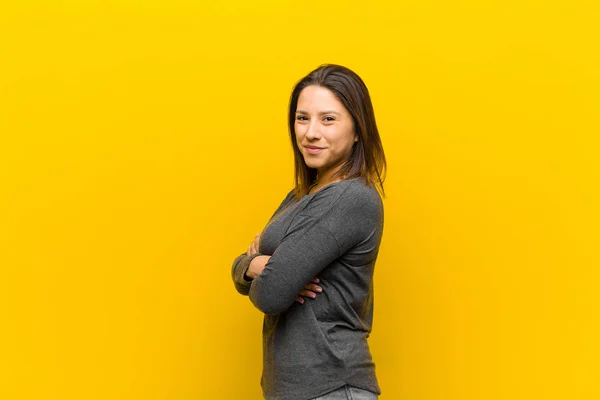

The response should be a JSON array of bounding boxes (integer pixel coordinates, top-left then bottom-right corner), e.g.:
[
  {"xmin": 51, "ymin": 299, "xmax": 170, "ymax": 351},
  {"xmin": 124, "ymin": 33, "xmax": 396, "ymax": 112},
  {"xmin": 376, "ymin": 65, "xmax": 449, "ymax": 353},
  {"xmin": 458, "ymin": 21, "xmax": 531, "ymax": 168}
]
[{"xmin": 1, "ymin": 0, "xmax": 598, "ymax": 399}]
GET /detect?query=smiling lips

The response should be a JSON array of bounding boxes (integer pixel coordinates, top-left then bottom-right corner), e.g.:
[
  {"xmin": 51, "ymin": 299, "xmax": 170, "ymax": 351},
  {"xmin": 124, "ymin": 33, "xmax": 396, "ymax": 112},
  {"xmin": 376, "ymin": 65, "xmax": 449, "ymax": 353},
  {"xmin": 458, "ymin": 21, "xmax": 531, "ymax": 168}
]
[{"xmin": 305, "ymin": 146, "xmax": 325, "ymax": 154}]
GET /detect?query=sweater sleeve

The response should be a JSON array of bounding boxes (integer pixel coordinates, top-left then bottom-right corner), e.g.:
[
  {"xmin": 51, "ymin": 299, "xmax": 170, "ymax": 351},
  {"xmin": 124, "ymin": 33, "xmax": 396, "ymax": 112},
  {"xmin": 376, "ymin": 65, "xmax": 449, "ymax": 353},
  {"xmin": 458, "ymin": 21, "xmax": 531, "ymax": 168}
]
[
  {"xmin": 248, "ymin": 183, "xmax": 381, "ymax": 315},
  {"xmin": 231, "ymin": 251, "xmax": 265, "ymax": 296}
]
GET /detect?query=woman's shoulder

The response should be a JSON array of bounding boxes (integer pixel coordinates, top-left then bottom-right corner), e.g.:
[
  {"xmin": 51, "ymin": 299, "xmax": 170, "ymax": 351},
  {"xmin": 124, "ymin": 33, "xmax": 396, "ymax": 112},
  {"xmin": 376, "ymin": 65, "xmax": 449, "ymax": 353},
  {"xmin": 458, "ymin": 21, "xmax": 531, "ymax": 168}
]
[
  {"xmin": 323, "ymin": 178, "xmax": 384, "ymax": 236},
  {"xmin": 340, "ymin": 177, "xmax": 383, "ymax": 209},
  {"xmin": 305, "ymin": 177, "xmax": 382, "ymax": 218}
]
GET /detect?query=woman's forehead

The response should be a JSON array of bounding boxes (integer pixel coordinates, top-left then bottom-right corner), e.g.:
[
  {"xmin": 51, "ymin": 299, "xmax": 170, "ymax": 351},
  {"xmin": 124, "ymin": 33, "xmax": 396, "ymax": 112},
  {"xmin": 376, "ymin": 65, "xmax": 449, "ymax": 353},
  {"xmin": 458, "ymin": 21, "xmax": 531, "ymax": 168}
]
[{"xmin": 296, "ymin": 86, "xmax": 346, "ymax": 112}]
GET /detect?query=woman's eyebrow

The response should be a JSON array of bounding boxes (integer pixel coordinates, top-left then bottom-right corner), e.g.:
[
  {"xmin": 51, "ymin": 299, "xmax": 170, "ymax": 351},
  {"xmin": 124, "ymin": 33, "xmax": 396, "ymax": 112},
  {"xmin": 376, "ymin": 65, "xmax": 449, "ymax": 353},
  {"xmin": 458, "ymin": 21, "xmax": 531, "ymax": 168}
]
[{"xmin": 296, "ymin": 110, "xmax": 342, "ymax": 116}]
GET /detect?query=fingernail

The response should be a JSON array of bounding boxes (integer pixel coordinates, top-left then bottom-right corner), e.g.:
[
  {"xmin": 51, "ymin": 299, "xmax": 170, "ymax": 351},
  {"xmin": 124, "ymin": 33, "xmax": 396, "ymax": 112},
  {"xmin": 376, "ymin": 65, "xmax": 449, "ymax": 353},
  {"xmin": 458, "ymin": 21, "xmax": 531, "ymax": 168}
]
[
  {"xmin": 310, "ymin": 293, "xmax": 316, "ymax": 298},
  {"xmin": 316, "ymin": 287, "xmax": 322, "ymax": 292}
]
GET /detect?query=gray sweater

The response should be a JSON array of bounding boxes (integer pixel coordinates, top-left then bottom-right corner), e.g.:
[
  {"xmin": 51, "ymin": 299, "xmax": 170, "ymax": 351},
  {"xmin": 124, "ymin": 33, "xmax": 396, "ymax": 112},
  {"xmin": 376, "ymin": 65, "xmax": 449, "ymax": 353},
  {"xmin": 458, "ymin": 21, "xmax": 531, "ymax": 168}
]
[{"xmin": 231, "ymin": 177, "xmax": 384, "ymax": 400}]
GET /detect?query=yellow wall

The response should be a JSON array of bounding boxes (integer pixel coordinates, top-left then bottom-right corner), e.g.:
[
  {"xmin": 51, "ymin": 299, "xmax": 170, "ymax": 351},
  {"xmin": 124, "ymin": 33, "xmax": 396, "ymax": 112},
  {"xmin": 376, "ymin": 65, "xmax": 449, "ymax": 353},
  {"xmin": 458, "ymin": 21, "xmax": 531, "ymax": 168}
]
[{"xmin": 1, "ymin": 1, "xmax": 598, "ymax": 399}]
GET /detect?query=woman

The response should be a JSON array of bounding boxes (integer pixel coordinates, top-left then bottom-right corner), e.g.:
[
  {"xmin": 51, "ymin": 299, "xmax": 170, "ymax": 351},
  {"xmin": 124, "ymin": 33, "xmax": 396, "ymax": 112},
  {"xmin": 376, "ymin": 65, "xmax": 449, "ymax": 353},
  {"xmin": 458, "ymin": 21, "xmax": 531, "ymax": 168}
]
[{"xmin": 231, "ymin": 64, "xmax": 386, "ymax": 400}]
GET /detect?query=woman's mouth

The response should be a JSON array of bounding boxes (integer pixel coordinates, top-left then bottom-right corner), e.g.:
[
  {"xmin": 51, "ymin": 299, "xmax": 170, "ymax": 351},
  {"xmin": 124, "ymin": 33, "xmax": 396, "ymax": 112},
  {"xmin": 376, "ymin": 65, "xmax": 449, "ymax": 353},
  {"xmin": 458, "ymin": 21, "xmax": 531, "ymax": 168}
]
[{"xmin": 305, "ymin": 146, "xmax": 324, "ymax": 154}]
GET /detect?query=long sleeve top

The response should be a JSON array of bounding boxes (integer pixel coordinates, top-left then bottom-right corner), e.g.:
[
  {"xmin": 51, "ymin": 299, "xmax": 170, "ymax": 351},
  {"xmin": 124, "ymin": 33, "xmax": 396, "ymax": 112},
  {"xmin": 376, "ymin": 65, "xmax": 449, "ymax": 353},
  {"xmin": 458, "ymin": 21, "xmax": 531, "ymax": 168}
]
[{"xmin": 231, "ymin": 177, "xmax": 384, "ymax": 400}]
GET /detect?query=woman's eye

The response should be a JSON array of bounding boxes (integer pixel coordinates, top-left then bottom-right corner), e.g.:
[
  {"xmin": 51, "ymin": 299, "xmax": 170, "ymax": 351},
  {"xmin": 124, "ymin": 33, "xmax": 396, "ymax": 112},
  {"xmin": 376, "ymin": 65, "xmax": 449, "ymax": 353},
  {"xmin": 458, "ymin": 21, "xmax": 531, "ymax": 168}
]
[
  {"xmin": 324, "ymin": 116, "xmax": 335, "ymax": 122},
  {"xmin": 296, "ymin": 116, "xmax": 308, "ymax": 121}
]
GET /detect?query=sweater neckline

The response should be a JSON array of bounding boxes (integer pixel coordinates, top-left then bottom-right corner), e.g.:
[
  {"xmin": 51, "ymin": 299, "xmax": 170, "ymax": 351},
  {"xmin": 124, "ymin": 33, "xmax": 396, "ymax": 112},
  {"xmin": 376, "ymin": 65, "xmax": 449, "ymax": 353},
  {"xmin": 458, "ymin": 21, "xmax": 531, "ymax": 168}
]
[{"xmin": 305, "ymin": 177, "xmax": 361, "ymax": 197}]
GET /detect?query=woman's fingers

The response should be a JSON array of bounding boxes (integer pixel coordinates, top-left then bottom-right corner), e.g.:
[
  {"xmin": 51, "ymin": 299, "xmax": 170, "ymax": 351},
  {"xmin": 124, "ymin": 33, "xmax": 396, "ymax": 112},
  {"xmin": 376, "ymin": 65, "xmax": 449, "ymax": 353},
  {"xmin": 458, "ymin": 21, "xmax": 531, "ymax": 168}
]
[
  {"xmin": 299, "ymin": 286, "xmax": 323, "ymax": 298},
  {"xmin": 305, "ymin": 283, "xmax": 322, "ymax": 293},
  {"xmin": 299, "ymin": 290, "xmax": 316, "ymax": 299},
  {"xmin": 253, "ymin": 233, "xmax": 261, "ymax": 252},
  {"xmin": 247, "ymin": 232, "xmax": 261, "ymax": 256},
  {"xmin": 246, "ymin": 232, "xmax": 262, "ymax": 258},
  {"xmin": 295, "ymin": 279, "xmax": 323, "ymax": 305}
]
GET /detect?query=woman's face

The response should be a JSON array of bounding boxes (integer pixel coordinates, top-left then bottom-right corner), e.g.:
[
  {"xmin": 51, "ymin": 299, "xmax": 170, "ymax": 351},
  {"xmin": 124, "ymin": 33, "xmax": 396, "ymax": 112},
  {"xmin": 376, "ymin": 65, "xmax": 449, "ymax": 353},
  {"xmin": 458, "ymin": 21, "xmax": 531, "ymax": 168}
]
[{"xmin": 294, "ymin": 85, "xmax": 358, "ymax": 179}]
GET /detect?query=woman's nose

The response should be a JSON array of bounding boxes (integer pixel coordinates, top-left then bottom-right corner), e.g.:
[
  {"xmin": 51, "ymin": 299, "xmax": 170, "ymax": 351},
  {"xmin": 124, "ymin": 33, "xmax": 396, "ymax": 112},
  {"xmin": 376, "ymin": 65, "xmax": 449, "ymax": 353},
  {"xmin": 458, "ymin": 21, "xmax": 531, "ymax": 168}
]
[{"xmin": 305, "ymin": 121, "xmax": 320, "ymax": 139}]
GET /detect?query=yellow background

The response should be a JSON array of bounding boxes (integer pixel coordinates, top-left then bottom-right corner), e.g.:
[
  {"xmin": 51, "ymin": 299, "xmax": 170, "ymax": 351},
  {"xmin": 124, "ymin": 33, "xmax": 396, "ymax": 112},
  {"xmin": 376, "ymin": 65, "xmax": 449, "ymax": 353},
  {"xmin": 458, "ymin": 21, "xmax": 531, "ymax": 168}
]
[{"xmin": 1, "ymin": 1, "xmax": 598, "ymax": 399}]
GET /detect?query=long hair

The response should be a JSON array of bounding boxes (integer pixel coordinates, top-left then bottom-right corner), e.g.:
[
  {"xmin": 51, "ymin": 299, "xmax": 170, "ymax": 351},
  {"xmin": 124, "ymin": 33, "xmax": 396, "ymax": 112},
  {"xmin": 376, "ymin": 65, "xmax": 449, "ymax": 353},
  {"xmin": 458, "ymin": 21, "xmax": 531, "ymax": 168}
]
[{"xmin": 288, "ymin": 64, "xmax": 387, "ymax": 199}]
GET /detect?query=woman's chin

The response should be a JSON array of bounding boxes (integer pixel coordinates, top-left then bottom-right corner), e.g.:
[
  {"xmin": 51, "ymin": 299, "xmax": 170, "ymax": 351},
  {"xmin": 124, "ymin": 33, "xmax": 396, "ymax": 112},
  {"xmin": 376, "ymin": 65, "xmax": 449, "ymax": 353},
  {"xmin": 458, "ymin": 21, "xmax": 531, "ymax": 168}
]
[
  {"xmin": 302, "ymin": 159, "xmax": 321, "ymax": 169},
  {"xmin": 307, "ymin": 164, "xmax": 323, "ymax": 172}
]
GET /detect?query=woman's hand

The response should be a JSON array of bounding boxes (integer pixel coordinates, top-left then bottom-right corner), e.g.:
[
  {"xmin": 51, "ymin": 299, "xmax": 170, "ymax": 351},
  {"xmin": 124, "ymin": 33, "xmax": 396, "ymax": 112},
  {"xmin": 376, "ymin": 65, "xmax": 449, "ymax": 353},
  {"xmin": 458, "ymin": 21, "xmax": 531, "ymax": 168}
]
[
  {"xmin": 247, "ymin": 232, "xmax": 261, "ymax": 257},
  {"xmin": 295, "ymin": 277, "xmax": 323, "ymax": 304},
  {"xmin": 246, "ymin": 255, "xmax": 271, "ymax": 280},
  {"xmin": 244, "ymin": 232, "xmax": 268, "ymax": 281}
]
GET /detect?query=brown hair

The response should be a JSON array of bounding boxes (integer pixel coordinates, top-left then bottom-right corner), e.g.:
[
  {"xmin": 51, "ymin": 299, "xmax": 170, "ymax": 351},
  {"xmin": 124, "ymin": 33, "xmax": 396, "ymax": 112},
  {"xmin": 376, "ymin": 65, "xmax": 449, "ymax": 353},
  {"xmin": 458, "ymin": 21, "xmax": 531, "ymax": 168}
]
[{"xmin": 288, "ymin": 64, "xmax": 386, "ymax": 199}]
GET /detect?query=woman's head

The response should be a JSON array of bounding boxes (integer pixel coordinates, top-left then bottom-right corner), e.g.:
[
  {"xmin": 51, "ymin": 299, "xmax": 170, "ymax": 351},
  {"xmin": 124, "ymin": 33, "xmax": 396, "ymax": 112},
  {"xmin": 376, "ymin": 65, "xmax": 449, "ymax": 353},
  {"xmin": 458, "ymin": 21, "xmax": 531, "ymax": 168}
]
[{"xmin": 288, "ymin": 64, "xmax": 386, "ymax": 198}]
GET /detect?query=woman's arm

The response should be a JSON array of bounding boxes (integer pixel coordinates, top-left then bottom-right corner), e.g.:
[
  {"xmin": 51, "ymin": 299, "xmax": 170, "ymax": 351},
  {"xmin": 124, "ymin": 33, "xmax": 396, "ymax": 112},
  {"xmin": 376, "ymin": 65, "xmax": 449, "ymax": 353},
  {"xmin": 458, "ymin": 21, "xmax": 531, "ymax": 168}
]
[
  {"xmin": 248, "ymin": 216, "xmax": 341, "ymax": 314},
  {"xmin": 247, "ymin": 184, "xmax": 382, "ymax": 315},
  {"xmin": 244, "ymin": 254, "xmax": 322, "ymax": 303},
  {"xmin": 232, "ymin": 238, "xmax": 323, "ymax": 302},
  {"xmin": 231, "ymin": 252, "xmax": 264, "ymax": 296}
]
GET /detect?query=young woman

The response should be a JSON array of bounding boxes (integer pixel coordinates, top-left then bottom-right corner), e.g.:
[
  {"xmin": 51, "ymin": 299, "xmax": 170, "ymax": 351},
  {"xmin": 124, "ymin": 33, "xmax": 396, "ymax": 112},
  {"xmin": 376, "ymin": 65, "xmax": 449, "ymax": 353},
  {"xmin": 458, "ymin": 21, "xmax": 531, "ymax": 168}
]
[{"xmin": 231, "ymin": 64, "xmax": 386, "ymax": 400}]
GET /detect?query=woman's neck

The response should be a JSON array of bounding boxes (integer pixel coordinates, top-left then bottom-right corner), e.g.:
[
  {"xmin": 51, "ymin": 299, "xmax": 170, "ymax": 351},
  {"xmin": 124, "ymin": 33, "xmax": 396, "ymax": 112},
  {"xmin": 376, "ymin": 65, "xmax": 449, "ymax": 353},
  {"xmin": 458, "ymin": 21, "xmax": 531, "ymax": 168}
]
[{"xmin": 315, "ymin": 167, "xmax": 344, "ymax": 187}]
